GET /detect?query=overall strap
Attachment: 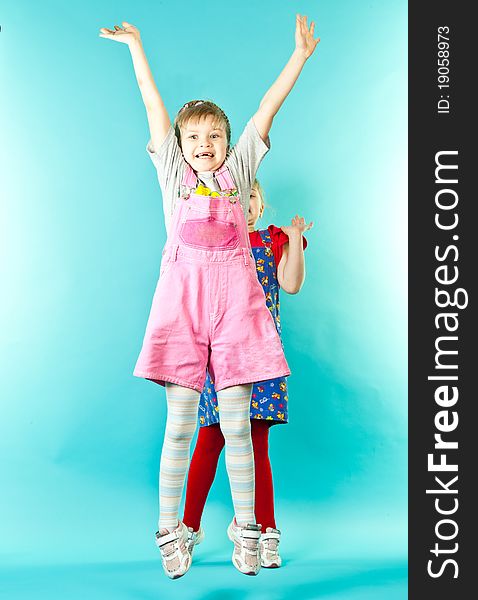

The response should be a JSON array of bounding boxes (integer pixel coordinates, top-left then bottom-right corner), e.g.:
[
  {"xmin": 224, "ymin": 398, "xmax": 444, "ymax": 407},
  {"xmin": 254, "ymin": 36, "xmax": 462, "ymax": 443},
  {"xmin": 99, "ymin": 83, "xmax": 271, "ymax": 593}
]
[
  {"xmin": 214, "ymin": 164, "xmax": 236, "ymax": 191},
  {"xmin": 181, "ymin": 164, "xmax": 198, "ymax": 188},
  {"xmin": 258, "ymin": 228, "xmax": 273, "ymax": 246}
]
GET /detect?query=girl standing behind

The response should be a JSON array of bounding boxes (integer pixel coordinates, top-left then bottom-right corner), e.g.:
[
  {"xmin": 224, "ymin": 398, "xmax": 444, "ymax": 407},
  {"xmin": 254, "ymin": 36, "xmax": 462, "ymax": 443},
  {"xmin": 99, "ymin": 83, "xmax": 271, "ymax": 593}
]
[{"xmin": 183, "ymin": 180, "xmax": 312, "ymax": 568}]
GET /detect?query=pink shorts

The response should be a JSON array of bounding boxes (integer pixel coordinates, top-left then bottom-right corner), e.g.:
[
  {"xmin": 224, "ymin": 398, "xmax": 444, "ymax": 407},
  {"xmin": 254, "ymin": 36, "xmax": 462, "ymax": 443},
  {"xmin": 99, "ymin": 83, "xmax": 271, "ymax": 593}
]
[{"xmin": 133, "ymin": 245, "xmax": 290, "ymax": 392}]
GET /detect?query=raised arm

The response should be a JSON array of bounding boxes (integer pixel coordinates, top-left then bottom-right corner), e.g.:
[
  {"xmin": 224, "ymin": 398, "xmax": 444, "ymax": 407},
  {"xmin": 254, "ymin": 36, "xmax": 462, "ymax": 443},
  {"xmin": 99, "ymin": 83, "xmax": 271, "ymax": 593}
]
[
  {"xmin": 99, "ymin": 22, "xmax": 171, "ymax": 151},
  {"xmin": 253, "ymin": 15, "xmax": 320, "ymax": 141},
  {"xmin": 277, "ymin": 215, "xmax": 313, "ymax": 294}
]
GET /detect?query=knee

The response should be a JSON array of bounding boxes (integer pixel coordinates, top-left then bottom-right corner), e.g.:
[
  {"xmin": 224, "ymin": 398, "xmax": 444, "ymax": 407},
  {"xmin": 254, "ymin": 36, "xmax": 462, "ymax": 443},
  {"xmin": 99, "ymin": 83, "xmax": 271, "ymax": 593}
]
[
  {"xmin": 220, "ymin": 420, "xmax": 251, "ymax": 443},
  {"xmin": 165, "ymin": 424, "xmax": 195, "ymax": 445}
]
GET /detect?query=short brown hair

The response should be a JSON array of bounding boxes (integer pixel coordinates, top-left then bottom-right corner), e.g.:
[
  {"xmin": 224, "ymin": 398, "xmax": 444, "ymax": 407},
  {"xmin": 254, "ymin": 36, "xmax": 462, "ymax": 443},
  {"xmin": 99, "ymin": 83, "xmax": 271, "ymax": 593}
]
[{"xmin": 174, "ymin": 100, "xmax": 231, "ymax": 147}]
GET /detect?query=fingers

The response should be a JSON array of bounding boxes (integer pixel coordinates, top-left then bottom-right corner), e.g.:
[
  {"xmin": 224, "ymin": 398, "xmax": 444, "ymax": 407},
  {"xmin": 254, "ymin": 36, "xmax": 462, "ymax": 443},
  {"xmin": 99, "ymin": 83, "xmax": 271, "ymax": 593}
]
[
  {"xmin": 296, "ymin": 14, "xmax": 305, "ymax": 33},
  {"xmin": 311, "ymin": 23, "xmax": 321, "ymax": 46},
  {"xmin": 288, "ymin": 215, "xmax": 313, "ymax": 231},
  {"xmin": 99, "ymin": 24, "xmax": 127, "ymax": 33},
  {"xmin": 302, "ymin": 16, "xmax": 308, "ymax": 36},
  {"xmin": 99, "ymin": 27, "xmax": 116, "ymax": 39},
  {"xmin": 99, "ymin": 23, "xmax": 135, "ymax": 40},
  {"xmin": 99, "ymin": 26, "xmax": 120, "ymax": 36},
  {"xmin": 297, "ymin": 14, "xmax": 320, "ymax": 41}
]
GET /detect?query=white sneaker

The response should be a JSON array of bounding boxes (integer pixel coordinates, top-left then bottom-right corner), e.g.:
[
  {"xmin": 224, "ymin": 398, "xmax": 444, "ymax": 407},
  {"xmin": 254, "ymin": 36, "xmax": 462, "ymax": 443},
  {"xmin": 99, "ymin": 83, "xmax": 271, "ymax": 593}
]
[
  {"xmin": 260, "ymin": 527, "xmax": 282, "ymax": 568},
  {"xmin": 155, "ymin": 521, "xmax": 191, "ymax": 579},
  {"xmin": 227, "ymin": 519, "xmax": 261, "ymax": 576},
  {"xmin": 186, "ymin": 526, "xmax": 205, "ymax": 557}
]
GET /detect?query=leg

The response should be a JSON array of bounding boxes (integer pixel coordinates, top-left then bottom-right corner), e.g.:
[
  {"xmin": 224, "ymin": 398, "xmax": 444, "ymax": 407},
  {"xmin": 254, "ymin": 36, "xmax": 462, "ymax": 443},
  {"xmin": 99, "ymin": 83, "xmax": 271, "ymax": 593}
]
[
  {"xmin": 251, "ymin": 420, "xmax": 282, "ymax": 568},
  {"xmin": 183, "ymin": 424, "xmax": 225, "ymax": 531},
  {"xmin": 216, "ymin": 384, "xmax": 255, "ymax": 526},
  {"xmin": 159, "ymin": 383, "xmax": 200, "ymax": 531},
  {"xmin": 251, "ymin": 420, "xmax": 277, "ymax": 532}
]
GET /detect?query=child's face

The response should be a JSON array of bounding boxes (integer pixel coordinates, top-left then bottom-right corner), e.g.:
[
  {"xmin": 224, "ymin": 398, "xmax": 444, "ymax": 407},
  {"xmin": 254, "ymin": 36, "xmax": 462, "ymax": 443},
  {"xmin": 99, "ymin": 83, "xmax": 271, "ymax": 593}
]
[
  {"xmin": 248, "ymin": 187, "xmax": 263, "ymax": 229},
  {"xmin": 180, "ymin": 115, "xmax": 228, "ymax": 172}
]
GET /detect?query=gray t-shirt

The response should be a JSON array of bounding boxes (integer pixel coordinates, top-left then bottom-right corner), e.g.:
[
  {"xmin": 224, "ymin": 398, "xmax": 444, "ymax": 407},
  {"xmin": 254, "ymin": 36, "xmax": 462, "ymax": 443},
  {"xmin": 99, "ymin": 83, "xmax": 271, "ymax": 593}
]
[{"xmin": 146, "ymin": 118, "xmax": 270, "ymax": 233}]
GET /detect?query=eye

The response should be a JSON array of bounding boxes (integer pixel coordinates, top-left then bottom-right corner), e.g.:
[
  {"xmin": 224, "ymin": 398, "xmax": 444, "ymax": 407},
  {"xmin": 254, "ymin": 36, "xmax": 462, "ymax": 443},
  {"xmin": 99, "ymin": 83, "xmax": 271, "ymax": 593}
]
[
  {"xmin": 211, "ymin": 133, "xmax": 219, "ymax": 139},
  {"xmin": 188, "ymin": 134, "xmax": 198, "ymax": 140}
]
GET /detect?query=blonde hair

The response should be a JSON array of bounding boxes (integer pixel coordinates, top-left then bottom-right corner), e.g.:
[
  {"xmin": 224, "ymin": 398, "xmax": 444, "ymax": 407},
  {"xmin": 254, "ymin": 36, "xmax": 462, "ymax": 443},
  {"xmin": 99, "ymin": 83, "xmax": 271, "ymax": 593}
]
[
  {"xmin": 252, "ymin": 179, "xmax": 269, "ymax": 216},
  {"xmin": 174, "ymin": 100, "xmax": 231, "ymax": 148}
]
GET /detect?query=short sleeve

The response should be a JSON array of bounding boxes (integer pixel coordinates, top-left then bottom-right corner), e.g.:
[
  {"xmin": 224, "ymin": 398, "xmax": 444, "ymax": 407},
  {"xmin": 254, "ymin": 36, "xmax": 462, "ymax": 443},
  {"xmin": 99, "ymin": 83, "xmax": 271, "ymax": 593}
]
[
  {"xmin": 268, "ymin": 225, "xmax": 308, "ymax": 268},
  {"xmin": 146, "ymin": 126, "xmax": 184, "ymax": 189},
  {"xmin": 226, "ymin": 118, "xmax": 271, "ymax": 189},
  {"xmin": 146, "ymin": 127, "xmax": 186, "ymax": 231}
]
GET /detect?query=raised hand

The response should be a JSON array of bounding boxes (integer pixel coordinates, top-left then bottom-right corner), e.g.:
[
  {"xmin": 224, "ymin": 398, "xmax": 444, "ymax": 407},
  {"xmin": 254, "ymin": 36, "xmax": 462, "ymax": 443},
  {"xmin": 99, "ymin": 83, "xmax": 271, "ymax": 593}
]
[
  {"xmin": 99, "ymin": 21, "xmax": 141, "ymax": 45},
  {"xmin": 281, "ymin": 215, "xmax": 314, "ymax": 237},
  {"xmin": 295, "ymin": 14, "xmax": 320, "ymax": 59}
]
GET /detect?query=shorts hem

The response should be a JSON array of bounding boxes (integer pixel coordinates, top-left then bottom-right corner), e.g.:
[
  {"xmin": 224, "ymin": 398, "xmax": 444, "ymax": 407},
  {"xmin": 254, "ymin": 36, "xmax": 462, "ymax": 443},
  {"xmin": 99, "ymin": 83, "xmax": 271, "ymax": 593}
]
[
  {"xmin": 214, "ymin": 370, "xmax": 291, "ymax": 392},
  {"xmin": 133, "ymin": 371, "xmax": 203, "ymax": 393},
  {"xmin": 199, "ymin": 418, "xmax": 288, "ymax": 428}
]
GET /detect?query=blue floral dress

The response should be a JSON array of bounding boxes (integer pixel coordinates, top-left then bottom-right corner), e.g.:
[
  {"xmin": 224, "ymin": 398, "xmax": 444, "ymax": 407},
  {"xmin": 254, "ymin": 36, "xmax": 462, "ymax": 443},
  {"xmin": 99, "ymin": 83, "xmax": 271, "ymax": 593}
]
[{"xmin": 197, "ymin": 229, "xmax": 289, "ymax": 427}]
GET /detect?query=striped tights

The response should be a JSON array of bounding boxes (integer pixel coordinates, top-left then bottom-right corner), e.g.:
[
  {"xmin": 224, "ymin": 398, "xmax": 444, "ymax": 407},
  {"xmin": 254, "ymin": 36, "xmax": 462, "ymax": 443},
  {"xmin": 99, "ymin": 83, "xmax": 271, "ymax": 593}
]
[{"xmin": 159, "ymin": 382, "xmax": 254, "ymax": 530}]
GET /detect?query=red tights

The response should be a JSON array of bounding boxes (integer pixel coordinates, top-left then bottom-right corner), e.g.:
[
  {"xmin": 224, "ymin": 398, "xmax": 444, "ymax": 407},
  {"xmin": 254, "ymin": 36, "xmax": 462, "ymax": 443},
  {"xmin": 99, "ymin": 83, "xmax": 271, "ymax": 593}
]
[{"xmin": 183, "ymin": 420, "xmax": 276, "ymax": 533}]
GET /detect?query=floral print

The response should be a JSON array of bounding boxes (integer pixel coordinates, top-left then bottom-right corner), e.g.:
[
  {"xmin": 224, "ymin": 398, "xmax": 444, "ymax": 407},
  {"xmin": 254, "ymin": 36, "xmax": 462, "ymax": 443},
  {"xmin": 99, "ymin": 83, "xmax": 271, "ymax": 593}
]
[{"xmin": 197, "ymin": 229, "xmax": 289, "ymax": 426}]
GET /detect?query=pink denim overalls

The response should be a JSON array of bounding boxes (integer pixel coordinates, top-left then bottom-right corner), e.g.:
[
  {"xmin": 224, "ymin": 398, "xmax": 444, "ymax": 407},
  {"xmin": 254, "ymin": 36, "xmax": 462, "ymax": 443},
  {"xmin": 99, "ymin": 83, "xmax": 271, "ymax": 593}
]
[{"xmin": 134, "ymin": 164, "xmax": 290, "ymax": 392}]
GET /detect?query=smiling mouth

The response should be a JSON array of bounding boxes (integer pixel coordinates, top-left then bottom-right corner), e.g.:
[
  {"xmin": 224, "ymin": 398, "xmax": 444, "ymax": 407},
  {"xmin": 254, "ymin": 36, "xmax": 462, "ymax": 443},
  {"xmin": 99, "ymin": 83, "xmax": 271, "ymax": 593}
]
[{"xmin": 195, "ymin": 152, "xmax": 214, "ymax": 159}]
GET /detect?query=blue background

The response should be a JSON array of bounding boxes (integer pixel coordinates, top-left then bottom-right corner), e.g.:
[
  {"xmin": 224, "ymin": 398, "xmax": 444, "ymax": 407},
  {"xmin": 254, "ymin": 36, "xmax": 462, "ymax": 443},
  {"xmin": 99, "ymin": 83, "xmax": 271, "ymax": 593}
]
[{"xmin": 1, "ymin": 0, "xmax": 407, "ymax": 598}]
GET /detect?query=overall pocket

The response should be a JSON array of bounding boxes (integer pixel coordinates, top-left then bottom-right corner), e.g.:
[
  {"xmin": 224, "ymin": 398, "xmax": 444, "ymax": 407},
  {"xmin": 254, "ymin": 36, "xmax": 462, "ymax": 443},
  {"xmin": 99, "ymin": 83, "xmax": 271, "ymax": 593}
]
[{"xmin": 179, "ymin": 217, "xmax": 239, "ymax": 250}]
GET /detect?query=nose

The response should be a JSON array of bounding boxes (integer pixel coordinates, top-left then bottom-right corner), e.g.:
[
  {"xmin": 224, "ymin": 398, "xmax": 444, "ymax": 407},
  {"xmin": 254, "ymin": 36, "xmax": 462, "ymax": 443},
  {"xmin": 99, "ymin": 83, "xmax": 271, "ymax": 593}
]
[{"xmin": 199, "ymin": 138, "xmax": 212, "ymax": 147}]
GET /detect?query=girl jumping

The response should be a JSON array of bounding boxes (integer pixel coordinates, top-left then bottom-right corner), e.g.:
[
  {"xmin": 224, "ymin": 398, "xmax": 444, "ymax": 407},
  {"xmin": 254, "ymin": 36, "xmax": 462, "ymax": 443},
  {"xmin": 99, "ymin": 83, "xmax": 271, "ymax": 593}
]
[{"xmin": 99, "ymin": 14, "xmax": 319, "ymax": 579}]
